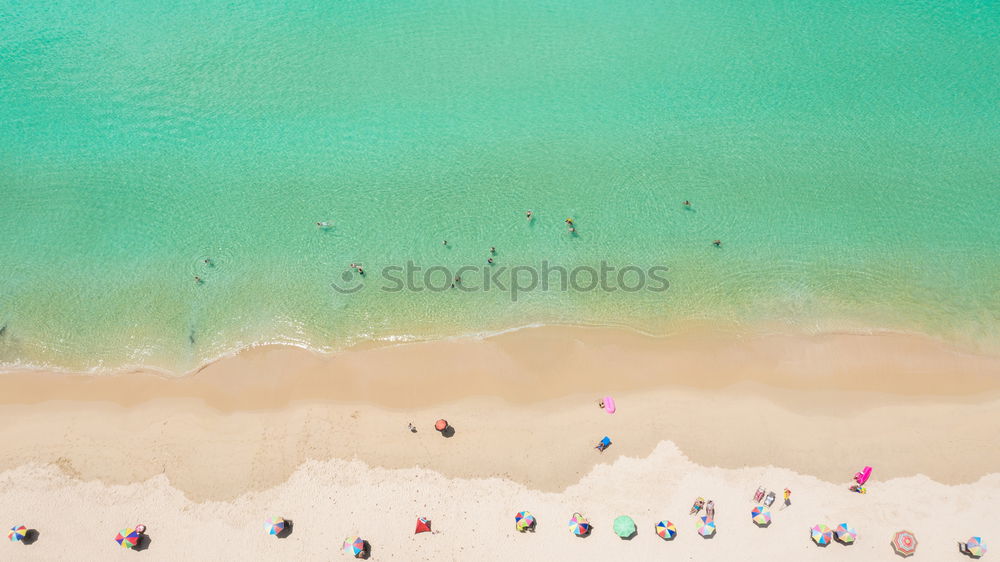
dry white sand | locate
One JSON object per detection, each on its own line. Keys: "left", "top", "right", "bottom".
{"left": 2, "top": 441, "right": 996, "bottom": 561}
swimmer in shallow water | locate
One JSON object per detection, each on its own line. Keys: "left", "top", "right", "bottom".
{"left": 194, "top": 276, "right": 202, "bottom": 284}
{"left": 526, "top": 210, "right": 533, "bottom": 220}
{"left": 713, "top": 240, "right": 722, "bottom": 247}
{"left": 316, "top": 221, "right": 331, "bottom": 228}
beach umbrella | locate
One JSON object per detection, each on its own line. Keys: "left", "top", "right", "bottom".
{"left": 415, "top": 517, "right": 432, "bottom": 534}
{"left": 891, "top": 530, "right": 917, "bottom": 557}
{"left": 115, "top": 528, "right": 140, "bottom": 549}
{"left": 697, "top": 516, "right": 716, "bottom": 537}
{"left": 8, "top": 526, "right": 27, "bottom": 543}
{"left": 515, "top": 511, "right": 535, "bottom": 532}
{"left": 613, "top": 516, "right": 636, "bottom": 539}
{"left": 434, "top": 419, "right": 448, "bottom": 431}
{"left": 835, "top": 523, "right": 858, "bottom": 545}
{"left": 568, "top": 513, "right": 590, "bottom": 536}
{"left": 264, "top": 517, "right": 285, "bottom": 536}
{"left": 655, "top": 520, "right": 677, "bottom": 540}
{"left": 751, "top": 506, "right": 771, "bottom": 527}
{"left": 811, "top": 524, "right": 832, "bottom": 546}
{"left": 966, "top": 536, "right": 987, "bottom": 558}
{"left": 343, "top": 536, "right": 365, "bottom": 558}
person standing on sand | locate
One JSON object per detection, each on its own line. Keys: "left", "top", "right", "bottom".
{"left": 781, "top": 488, "right": 792, "bottom": 509}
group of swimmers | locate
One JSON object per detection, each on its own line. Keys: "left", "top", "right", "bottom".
{"left": 193, "top": 258, "right": 214, "bottom": 284}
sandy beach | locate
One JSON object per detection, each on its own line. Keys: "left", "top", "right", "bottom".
{"left": 2, "top": 326, "right": 999, "bottom": 560}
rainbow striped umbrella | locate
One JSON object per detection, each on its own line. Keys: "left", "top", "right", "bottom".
{"left": 515, "top": 511, "right": 535, "bottom": 532}
{"left": 655, "top": 520, "right": 677, "bottom": 540}
{"left": 568, "top": 513, "right": 590, "bottom": 536}
{"left": 343, "top": 536, "right": 365, "bottom": 558}
{"left": 811, "top": 524, "right": 832, "bottom": 546}
{"left": 751, "top": 506, "right": 771, "bottom": 527}
{"left": 115, "top": 528, "right": 140, "bottom": 549}
{"left": 892, "top": 530, "right": 917, "bottom": 557}
{"left": 966, "top": 536, "right": 986, "bottom": 558}
{"left": 835, "top": 523, "right": 857, "bottom": 545}
{"left": 265, "top": 517, "right": 285, "bottom": 536}
{"left": 697, "top": 516, "right": 716, "bottom": 537}
{"left": 8, "top": 526, "right": 27, "bottom": 542}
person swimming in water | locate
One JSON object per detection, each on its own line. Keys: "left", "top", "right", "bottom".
{"left": 442, "top": 240, "right": 448, "bottom": 246}
{"left": 526, "top": 210, "right": 533, "bottom": 220}
{"left": 683, "top": 200, "right": 691, "bottom": 206}
{"left": 487, "top": 257, "right": 494, "bottom": 264}
{"left": 713, "top": 240, "right": 722, "bottom": 247}
{"left": 194, "top": 276, "right": 202, "bottom": 284}
{"left": 489, "top": 246, "right": 495, "bottom": 254}
{"left": 357, "top": 266, "right": 364, "bottom": 275}
{"left": 203, "top": 258, "right": 213, "bottom": 265}
{"left": 565, "top": 218, "right": 574, "bottom": 225}
{"left": 316, "top": 221, "right": 331, "bottom": 228}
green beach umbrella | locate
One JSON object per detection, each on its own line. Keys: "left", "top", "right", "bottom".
{"left": 613, "top": 516, "right": 636, "bottom": 539}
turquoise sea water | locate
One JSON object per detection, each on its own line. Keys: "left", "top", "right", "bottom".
{"left": 1, "top": 1, "right": 999, "bottom": 372}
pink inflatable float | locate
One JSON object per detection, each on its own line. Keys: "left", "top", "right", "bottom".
{"left": 603, "top": 396, "right": 616, "bottom": 414}
{"left": 854, "top": 466, "right": 872, "bottom": 485}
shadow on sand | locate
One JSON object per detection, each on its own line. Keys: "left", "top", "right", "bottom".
{"left": 276, "top": 520, "right": 294, "bottom": 539}
{"left": 21, "top": 529, "right": 39, "bottom": 546}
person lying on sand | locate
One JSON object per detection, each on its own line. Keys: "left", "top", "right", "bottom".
{"left": 690, "top": 497, "right": 705, "bottom": 514}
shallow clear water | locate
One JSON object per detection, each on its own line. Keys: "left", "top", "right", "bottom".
{"left": 1, "top": 1, "right": 999, "bottom": 372}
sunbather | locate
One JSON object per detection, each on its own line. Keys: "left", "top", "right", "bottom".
{"left": 690, "top": 497, "right": 705, "bottom": 515}
{"left": 595, "top": 436, "right": 612, "bottom": 452}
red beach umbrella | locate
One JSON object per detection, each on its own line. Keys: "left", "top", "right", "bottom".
{"left": 434, "top": 419, "right": 448, "bottom": 432}
{"left": 892, "top": 530, "right": 918, "bottom": 557}
{"left": 415, "top": 517, "right": 432, "bottom": 534}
